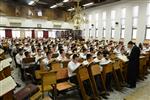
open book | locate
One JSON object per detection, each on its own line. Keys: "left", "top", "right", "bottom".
{"left": 0, "top": 58, "right": 12, "bottom": 71}
{"left": 117, "top": 55, "right": 129, "bottom": 62}
{"left": 0, "top": 49, "right": 4, "bottom": 54}
{"left": 0, "top": 76, "right": 16, "bottom": 96}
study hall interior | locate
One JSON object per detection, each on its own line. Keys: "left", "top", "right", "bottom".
{"left": 0, "top": 0, "right": 150, "bottom": 100}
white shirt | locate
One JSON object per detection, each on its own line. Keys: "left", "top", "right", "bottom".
{"left": 93, "top": 58, "right": 101, "bottom": 63}
{"left": 24, "top": 46, "right": 31, "bottom": 52}
{"left": 68, "top": 61, "right": 80, "bottom": 77}
{"left": 57, "top": 54, "right": 68, "bottom": 61}
{"left": 113, "top": 48, "right": 121, "bottom": 56}
{"left": 15, "top": 53, "right": 25, "bottom": 65}
{"left": 80, "top": 53, "right": 86, "bottom": 59}
{"left": 35, "top": 54, "right": 44, "bottom": 63}
{"left": 93, "top": 58, "right": 103, "bottom": 71}
{"left": 63, "top": 46, "right": 68, "bottom": 53}
{"left": 100, "top": 58, "right": 111, "bottom": 65}
{"left": 42, "top": 57, "right": 49, "bottom": 65}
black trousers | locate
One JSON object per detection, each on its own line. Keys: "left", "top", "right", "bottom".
{"left": 105, "top": 73, "right": 113, "bottom": 91}
{"left": 94, "top": 75, "right": 105, "bottom": 94}
{"left": 17, "top": 64, "right": 25, "bottom": 81}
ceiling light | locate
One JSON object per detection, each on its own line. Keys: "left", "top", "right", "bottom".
{"left": 28, "top": 1, "right": 35, "bottom": 5}
{"left": 83, "top": 2, "right": 94, "bottom": 7}
{"left": 63, "top": 0, "right": 69, "bottom": 2}
{"left": 68, "top": 8, "right": 75, "bottom": 11}
{"left": 50, "top": 5, "right": 58, "bottom": 8}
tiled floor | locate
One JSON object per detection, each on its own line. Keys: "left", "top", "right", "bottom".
{"left": 11, "top": 58, "right": 150, "bottom": 100}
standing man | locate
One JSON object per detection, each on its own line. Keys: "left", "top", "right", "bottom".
{"left": 127, "top": 41, "right": 140, "bottom": 88}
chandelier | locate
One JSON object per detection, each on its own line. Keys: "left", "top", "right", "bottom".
{"left": 68, "top": 0, "right": 88, "bottom": 29}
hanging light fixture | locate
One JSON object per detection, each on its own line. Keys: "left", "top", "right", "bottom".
{"left": 68, "top": 0, "right": 88, "bottom": 29}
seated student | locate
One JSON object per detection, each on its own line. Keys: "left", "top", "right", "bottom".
{"left": 68, "top": 54, "right": 80, "bottom": 84}
{"left": 101, "top": 51, "right": 111, "bottom": 65}
{"left": 93, "top": 52, "right": 109, "bottom": 99}
{"left": 31, "top": 45, "right": 37, "bottom": 57}
{"left": 43, "top": 47, "right": 49, "bottom": 58}
{"left": 101, "top": 52, "right": 113, "bottom": 92}
{"left": 57, "top": 49, "right": 68, "bottom": 61}
{"left": 79, "top": 47, "right": 87, "bottom": 59}
{"left": 51, "top": 44, "right": 58, "bottom": 54}
{"left": 90, "top": 47, "right": 96, "bottom": 58}
{"left": 35, "top": 49, "right": 44, "bottom": 64}
{"left": 143, "top": 43, "right": 150, "bottom": 52}
{"left": 24, "top": 51, "right": 32, "bottom": 58}
{"left": 42, "top": 51, "right": 55, "bottom": 70}
{"left": 113, "top": 45, "right": 121, "bottom": 56}
{"left": 82, "top": 54, "right": 93, "bottom": 65}
{"left": 94, "top": 51, "right": 103, "bottom": 70}
{"left": 70, "top": 48, "right": 78, "bottom": 59}
{"left": 82, "top": 54, "right": 94, "bottom": 96}
{"left": 24, "top": 43, "right": 31, "bottom": 52}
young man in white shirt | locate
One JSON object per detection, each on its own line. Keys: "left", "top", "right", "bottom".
{"left": 15, "top": 48, "right": 25, "bottom": 66}
{"left": 82, "top": 54, "right": 95, "bottom": 96}
{"left": 35, "top": 49, "right": 44, "bottom": 64}
{"left": 57, "top": 49, "right": 68, "bottom": 61}
{"left": 68, "top": 54, "right": 80, "bottom": 84}
{"left": 93, "top": 52, "right": 109, "bottom": 99}
{"left": 15, "top": 48, "right": 25, "bottom": 81}
{"left": 82, "top": 54, "right": 93, "bottom": 65}
{"left": 42, "top": 51, "right": 55, "bottom": 70}
{"left": 79, "top": 48, "right": 87, "bottom": 60}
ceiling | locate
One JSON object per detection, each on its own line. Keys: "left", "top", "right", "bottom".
{"left": 2, "top": 0, "right": 120, "bottom": 11}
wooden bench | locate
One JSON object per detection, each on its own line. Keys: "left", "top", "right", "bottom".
{"left": 74, "top": 65, "right": 100, "bottom": 100}
{"left": 88, "top": 62, "right": 107, "bottom": 96}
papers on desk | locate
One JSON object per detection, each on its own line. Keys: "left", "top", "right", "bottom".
{"left": 0, "top": 76, "right": 16, "bottom": 96}
{"left": 117, "top": 55, "right": 128, "bottom": 62}
{"left": 0, "top": 58, "right": 12, "bottom": 71}
{"left": 100, "top": 59, "right": 111, "bottom": 65}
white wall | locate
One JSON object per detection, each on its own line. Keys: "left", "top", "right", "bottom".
{"left": 82, "top": 0, "right": 149, "bottom": 44}
{"left": 0, "top": 16, "right": 74, "bottom": 38}
{"left": 0, "top": 16, "right": 73, "bottom": 29}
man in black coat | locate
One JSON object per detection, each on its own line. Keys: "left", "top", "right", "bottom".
{"left": 127, "top": 41, "right": 140, "bottom": 88}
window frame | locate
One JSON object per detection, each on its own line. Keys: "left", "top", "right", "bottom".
{"left": 145, "top": 25, "right": 150, "bottom": 40}
{"left": 111, "top": 27, "right": 115, "bottom": 39}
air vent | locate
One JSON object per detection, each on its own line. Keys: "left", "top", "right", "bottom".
{"left": 53, "top": 24, "right": 62, "bottom": 28}
{"left": 53, "top": 22, "right": 62, "bottom": 28}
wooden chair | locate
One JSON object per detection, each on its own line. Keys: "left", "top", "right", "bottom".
{"left": 50, "top": 61, "right": 62, "bottom": 71}
{"left": 139, "top": 56, "right": 146, "bottom": 80}
{"left": 112, "top": 60, "right": 124, "bottom": 90}
{"left": 102, "top": 62, "right": 122, "bottom": 90}
{"left": 40, "top": 71, "right": 57, "bottom": 99}
{"left": 102, "top": 63, "right": 113, "bottom": 82}
{"left": 119, "top": 61, "right": 128, "bottom": 82}
{"left": 144, "top": 53, "right": 150, "bottom": 75}
{"left": 88, "top": 62, "right": 107, "bottom": 96}
{"left": 74, "top": 65, "right": 99, "bottom": 100}
{"left": 56, "top": 68, "right": 76, "bottom": 93}
{"left": 35, "top": 62, "right": 47, "bottom": 80}
{"left": 22, "top": 58, "right": 35, "bottom": 64}
{"left": 22, "top": 57, "right": 35, "bottom": 81}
